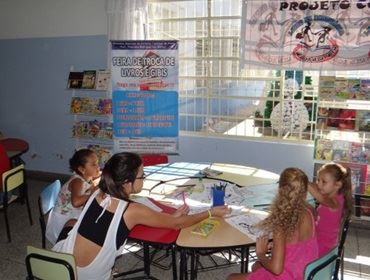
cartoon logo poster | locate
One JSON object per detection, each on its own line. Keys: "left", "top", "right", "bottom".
{"left": 241, "top": 0, "right": 370, "bottom": 70}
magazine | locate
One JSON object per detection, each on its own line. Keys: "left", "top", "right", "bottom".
{"left": 314, "top": 138, "right": 333, "bottom": 161}
{"left": 95, "top": 70, "right": 110, "bottom": 91}
{"left": 67, "top": 72, "right": 84, "bottom": 89}
{"left": 81, "top": 70, "right": 97, "bottom": 89}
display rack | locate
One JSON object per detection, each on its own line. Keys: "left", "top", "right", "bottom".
{"left": 313, "top": 75, "right": 370, "bottom": 219}
{"left": 67, "top": 67, "right": 113, "bottom": 166}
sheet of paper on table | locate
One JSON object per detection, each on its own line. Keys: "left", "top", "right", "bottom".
{"left": 225, "top": 211, "right": 268, "bottom": 241}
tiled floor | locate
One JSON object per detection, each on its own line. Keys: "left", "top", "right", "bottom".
{"left": 1, "top": 178, "right": 370, "bottom": 279}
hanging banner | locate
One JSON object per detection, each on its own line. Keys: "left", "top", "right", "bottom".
{"left": 241, "top": 0, "right": 370, "bottom": 70}
{"left": 111, "top": 40, "right": 179, "bottom": 154}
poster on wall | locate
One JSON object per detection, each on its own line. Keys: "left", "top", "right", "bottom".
{"left": 240, "top": 0, "right": 370, "bottom": 70}
{"left": 111, "top": 40, "right": 179, "bottom": 154}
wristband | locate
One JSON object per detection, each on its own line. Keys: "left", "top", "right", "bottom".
{"left": 207, "top": 209, "right": 212, "bottom": 219}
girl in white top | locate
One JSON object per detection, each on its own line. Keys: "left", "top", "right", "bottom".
{"left": 46, "top": 149, "right": 101, "bottom": 244}
{"left": 53, "top": 152, "right": 231, "bottom": 280}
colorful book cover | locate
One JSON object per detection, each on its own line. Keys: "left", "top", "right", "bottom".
{"left": 332, "top": 140, "right": 351, "bottom": 161}
{"left": 337, "top": 161, "right": 367, "bottom": 195}
{"left": 67, "top": 71, "right": 84, "bottom": 89}
{"left": 70, "top": 97, "right": 112, "bottom": 115}
{"left": 95, "top": 70, "right": 110, "bottom": 91}
{"left": 335, "top": 78, "right": 349, "bottom": 100}
{"left": 350, "top": 142, "right": 367, "bottom": 163}
{"left": 360, "top": 79, "right": 370, "bottom": 100}
{"left": 191, "top": 219, "right": 220, "bottom": 237}
{"left": 318, "top": 76, "right": 336, "bottom": 100}
{"left": 81, "top": 70, "right": 96, "bottom": 89}
{"left": 347, "top": 79, "right": 361, "bottom": 99}
{"left": 356, "top": 111, "right": 370, "bottom": 132}
{"left": 72, "top": 120, "right": 113, "bottom": 140}
{"left": 314, "top": 138, "right": 333, "bottom": 161}
{"left": 85, "top": 144, "right": 113, "bottom": 165}
{"left": 326, "top": 108, "right": 341, "bottom": 128}
{"left": 337, "top": 109, "right": 356, "bottom": 130}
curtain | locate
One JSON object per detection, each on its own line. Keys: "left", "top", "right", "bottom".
{"left": 106, "top": 0, "right": 148, "bottom": 40}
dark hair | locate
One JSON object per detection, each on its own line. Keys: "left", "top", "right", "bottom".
{"left": 319, "top": 163, "right": 353, "bottom": 216}
{"left": 69, "top": 149, "right": 95, "bottom": 175}
{"left": 98, "top": 152, "right": 142, "bottom": 200}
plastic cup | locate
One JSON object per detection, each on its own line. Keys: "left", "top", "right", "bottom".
{"left": 212, "top": 187, "right": 225, "bottom": 206}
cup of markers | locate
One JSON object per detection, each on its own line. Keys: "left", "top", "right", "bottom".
{"left": 212, "top": 183, "right": 227, "bottom": 206}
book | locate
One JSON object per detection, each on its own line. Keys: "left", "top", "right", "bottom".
{"left": 67, "top": 71, "right": 84, "bottom": 89}
{"left": 70, "top": 97, "right": 112, "bottom": 115}
{"left": 318, "top": 76, "right": 335, "bottom": 100}
{"left": 72, "top": 120, "right": 113, "bottom": 140}
{"left": 332, "top": 140, "right": 351, "bottom": 162}
{"left": 337, "top": 109, "right": 356, "bottom": 130}
{"left": 191, "top": 219, "right": 220, "bottom": 237}
{"left": 314, "top": 138, "right": 333, "bottom": 161}
{"left": 335, "top": 78, "right": 349, "bottom": 100}
{"left": 95, "top": 70, "right": 110, "bottom": 90}
{"left": 356, "top": 111, "right": 370, "bottom": 132}
{"left": 360, "top": 79, "right": 370, "bottom": 100}
{"left": 347, "top": 79, "right": 361, "bottom": 99}
{"left": 337, "top": 161, "right": 367, "bottom": 195}
{"left": 81, "top": 70, "right": 96, "bottom": 89}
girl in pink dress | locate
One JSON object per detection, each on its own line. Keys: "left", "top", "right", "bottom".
{"left": 309, "top": 163, "right": 353, "bottom": 257}
{"left": 228, "top": 168, "right": 318, "bottom": 280}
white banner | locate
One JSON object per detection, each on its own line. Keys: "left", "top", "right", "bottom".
{"left": 241, "top": 0, "right": 370, "bottom": 70}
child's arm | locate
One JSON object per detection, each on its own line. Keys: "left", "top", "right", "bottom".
{"left": 308, "top": 182, "right": 338, "bottom": 209}
{"left": 124, "top": 202, "right": 231, "bottom": 230}
{"left": 255, "top": 232, "right": 285, "bottom": 275}
{"left": 69, "top": 178, "right": 91, "bottom": 208}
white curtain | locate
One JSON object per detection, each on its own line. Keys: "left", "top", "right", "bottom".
{"left": 106, "top": 0, "right": 148, "bottom": 40}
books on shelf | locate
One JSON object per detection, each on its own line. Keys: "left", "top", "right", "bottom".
{"left": 319, "top": 76, "right": 370, "bottom": 101}
{"left": 72, "top": 120, "right": 113, "bottom": 140}
{"left": 67, "top": 72, "right": 84, "bottom": 89}
{"left": 81, "top": 70, "right": 97, "bottom": 89}
{"left": 70, "top": 97, "right": 112, "bottom": 115}
{"left": 95, "top": 70, "right": 110, "bottom": 90}
{"left": 316, "top": 108, "right": 357, "bottom": 131}
{"left": 356, "top": 111, "right": 370, "bottom": 132}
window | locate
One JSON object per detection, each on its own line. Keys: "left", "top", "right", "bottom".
{"left": 147, "top": 0, "right": 369, "bottom": 143}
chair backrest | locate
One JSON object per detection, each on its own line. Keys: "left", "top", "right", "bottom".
{"left": 333, "top": 214, "right": 351, "bottom": 278}
{"left": 141, "top": 154, "right": 169, "bottom": 166}
{"left": 38, "top": 180, "right": 61, "bottom": 248}
{"left": 2, "top": 164, "right": 25, "bottom": 193}
{"left": 26, "top": 245, "right": 77, "bottom": 280}
{"left": 304, "top": 246, "right": 339, "bottom": 280}
{"left": 39, "top": 180, "right": 62, "bottom": 216}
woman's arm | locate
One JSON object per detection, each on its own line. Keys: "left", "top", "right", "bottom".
{"left": 256, "top": 232, "right": 285, "bottom": 275}
{"left": 69, "top": 178, "right": 91, "bottom": 208}
{"left": 124, "top": 202, "right": 230, "bottom": 230}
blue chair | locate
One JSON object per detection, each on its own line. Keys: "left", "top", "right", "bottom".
{"left": 38, "top": 180, "right": 61, "bottom": 248}
{"left": 304, "top": 246, "right": 339, "bottom": 280}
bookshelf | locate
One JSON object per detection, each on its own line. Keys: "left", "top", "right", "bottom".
{"left": 67, "top": 68, "right": 113, "bottom": 166}
{"left": 313, "top": 76, "right": 370, "bottom": 219}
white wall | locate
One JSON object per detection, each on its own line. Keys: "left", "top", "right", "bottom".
{"left": 0, "top": 0, "right": 106, "bottom": 39}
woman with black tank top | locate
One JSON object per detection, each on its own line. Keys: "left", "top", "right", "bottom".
{"left": 53, "top": 152, "right": 231, "bottom": 280}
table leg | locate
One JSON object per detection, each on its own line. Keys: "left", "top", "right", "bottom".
{"left": 171, "top": 244, "right": 178, "bottom": 280}
{"left": 143, "top": 243, "right": 151, "bottom": 277}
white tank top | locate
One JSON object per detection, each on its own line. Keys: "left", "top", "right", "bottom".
{"left": 53, "top": 190, "right": 128, "bottom": 280}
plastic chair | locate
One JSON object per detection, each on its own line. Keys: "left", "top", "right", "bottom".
{"left": 333, "top": 214, "right": 351, "bottom": 280}
{"left": 26, "top": 245, "right": 77, "bottom": 280}
{"left": 0, "top": 164, "right": 33, "bottom": 242}
{"left": 141, "top": 154, "right": 168, "bottom": 166}
{"left": 38, "top": 180, "right": 62, "bottom": 248}
{"left": 304, "top": 246, "right": 339, "bottom": 280}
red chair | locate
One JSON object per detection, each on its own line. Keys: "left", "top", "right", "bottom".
{"left": 141, "top": 154, "right": 169, "bottom": 166}
{"left": 0, "top": 143, "right": 11, "bottom": 188}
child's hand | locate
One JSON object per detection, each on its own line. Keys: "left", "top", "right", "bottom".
{"left": 256, "top": 236, "right": 269, "bottom": 257}
{"left": 172, "top": 204, "right": 190, "bottom": 218}
{"left": 210, "top": 205, "right": 231, "bottom": 217}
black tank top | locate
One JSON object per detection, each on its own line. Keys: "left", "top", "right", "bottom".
{"left": 78, "top": 198, "right": 129, "bottom": 250}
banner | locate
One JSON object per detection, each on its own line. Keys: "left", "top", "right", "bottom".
{"left": 111, "top": 40, "right": 179, "bottom": 154}
{"left": 241, "top": 0, "right": 370, "bottom": 70}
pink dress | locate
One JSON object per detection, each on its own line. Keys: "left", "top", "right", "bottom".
{"left": 248, "top": 208, "right": 318, "bottom": 280}
{"left": 316, "top": 193, "right": 344, "bottom": 257}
